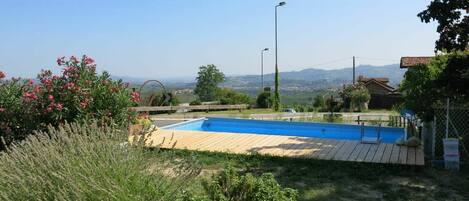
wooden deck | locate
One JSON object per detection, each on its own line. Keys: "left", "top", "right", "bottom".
{"left": 144, "top": 129, "right": 425, "bottom": 166}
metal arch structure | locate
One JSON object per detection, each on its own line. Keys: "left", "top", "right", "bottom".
{"left": 137, "top": 80, "right": 170, "bottom": 106}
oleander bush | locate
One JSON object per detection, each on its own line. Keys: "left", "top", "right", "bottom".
{"left": 0, "top": 55, "right": 139, "bottom": 148}
{"left": 0, "top": 122, "right": 201, "bottom": 201}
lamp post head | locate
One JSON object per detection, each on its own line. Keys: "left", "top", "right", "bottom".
{"left": 277, "top": 2, "right": 286, "bottom": 7}
{"left": 263, "top": 48, "right": 269, "bottom": 51}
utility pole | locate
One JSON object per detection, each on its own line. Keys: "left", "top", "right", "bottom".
{"left": 261, "top": 48, "right": 269, "bottom": 91}
{"left": 273, "top": 2, "right": 286, "bottom": 111}
{"left": 352, "top": 56, "right": 356, "bottom": 84}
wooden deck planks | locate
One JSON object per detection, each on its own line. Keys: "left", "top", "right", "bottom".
{"left": 389, "top": 145, "right": 401, "bottom": 164}
{"left": 380, "top": 144, "right": 394, "bottom": 163}
{"left": 148, "top": 129, "right": 424, "bottom": 166}
{"left": 256, "top": 136, "right": 293, "bottom": 156}
{"left": 398, "top": 145, "right": 408, "bottom": 165}
{"left": 364, "top": 144, "right": 379, "bottom": 162}
{"left": 415, "top": 148, "right": 425, "bottom": 166}
{"left": 315, "top": 139, "right": 340, "bottom": 159}
{"left": 371, "top": 143, "right": 387, "bottom": 163}
{"left": 232, "top": 135, "right": 274, "bottom": 153}
{"left": 407, "top": 147, "right": 416, "bottom": 165}
{"left": 355, "top": 144, "right": 372, "bottom": 162}
{"left": 324, "top": 140, "right": 347, "bottom": 160}
{"left": 286, "top": 138, "right": 317, "bottom": 157}
{"left": 300, "top": 138, "right": 325, "bottom": 157}
{"left": 334, "top": 140, "right": 359, "bottom": 161}
{"left": 347, "top": 143, "right": 366, "bottom": 161}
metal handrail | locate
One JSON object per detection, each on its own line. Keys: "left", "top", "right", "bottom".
{"left": 377, "top": 123, "right": 381, "bottom": 141}
{"left": 360, "top": 122, "right": 365, "bottom": 140}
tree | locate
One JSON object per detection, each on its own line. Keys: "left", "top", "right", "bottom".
{"left": 340, "top": 83, "right": 370, "bottom": 112}
{"left": 256, "top": 91, "right": 272, "bottom": 108}
{"left": 273, "top": 67, "right": 281, "bottom": 111}
{"left": 312, "top": 95, "right": 325, "bottom": 109}
{"left": 194, "top": 64, "right": 225, "bottom": 102}
{"left": 399, "top": 57, "right": 446, "bottom": 121}
{"left": 418, "top": 0, "right": 469, "bottom": 51}
{"left": 436, "top": 51, "right": 469, "bottom": 100}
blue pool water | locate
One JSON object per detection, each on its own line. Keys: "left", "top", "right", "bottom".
{"left": 163, "top": 118, "right": 404, "bottom": 143}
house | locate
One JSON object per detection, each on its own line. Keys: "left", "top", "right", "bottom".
{"left": 400, "top": 56, "right": 433, "bottom": 68}
{"left": 358, "top": 75, "right": 402, "bottom": 109}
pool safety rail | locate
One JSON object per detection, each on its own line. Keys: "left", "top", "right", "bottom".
{"left": 361, "top": 123, "right": 381, "bottom": 144}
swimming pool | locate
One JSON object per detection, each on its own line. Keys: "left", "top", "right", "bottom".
{"left": 162, "top": 117, "right": 404, "bottom": 143}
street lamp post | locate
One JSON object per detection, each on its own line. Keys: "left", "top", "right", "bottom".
{"left": 274, "top": 1, "right": 286, "bottom": 111}
{"left": 261, "top": 48, "right": 269, "bottom": 91}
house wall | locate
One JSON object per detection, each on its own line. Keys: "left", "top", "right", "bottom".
{"left": 368, "top": 94, "right": 402, "bottom": 109}
{"left": 365, "top": 82, "right": 391, "bottom": 95}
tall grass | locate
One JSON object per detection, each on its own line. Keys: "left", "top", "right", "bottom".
{"left": 0, "top": 123, "right": 200, "bottom": 201}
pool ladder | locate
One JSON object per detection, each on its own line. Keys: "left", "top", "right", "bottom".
{"left": 360, "top": 122, "right": 381, "bottom": 144}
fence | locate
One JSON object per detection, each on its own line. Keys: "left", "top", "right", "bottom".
{"left": 131, "top": 104, "right": 249, "bottom": 113}
{"left": 431, "top": 106, "right": 469, "bottom": 161}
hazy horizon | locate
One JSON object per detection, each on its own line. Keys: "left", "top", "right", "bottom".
{"left": 1, "top": 0, "right": 437, "bottom": 79}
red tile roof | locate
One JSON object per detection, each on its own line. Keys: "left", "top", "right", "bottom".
{"left": 358, "top": 76, "right": 389, "bottom": 83}
{"left": 400, "top": 57, "right": 433, "bottom": 68}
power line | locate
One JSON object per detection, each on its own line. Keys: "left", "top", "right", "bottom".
{"left": 305, "top": 57, "right": 352, "bottom": 68}
{"left": 355, "top": 56, "right": 397, "bottom": 62}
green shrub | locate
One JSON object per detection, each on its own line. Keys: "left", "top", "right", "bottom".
{"left": 322, "top": 114, "right": 343, "bottom": 123}
{"left": 312, "top": 95, "right": 325, "bottom": 110}
{"left": 149, "top": 92, "right": 180, "bottom": 106}
{"left": 190, "top": 99, "right": 202, "bottom": 105}
{"left": 0, "top": 122, "right": 200, "bottom": 201}
{"left": 340, "top": 83, "right": 370, "bottom": 112}
{"left": 256, "top": 91, "right": 272, "bottom": 108}
{"left": 202, "top": 166, "right": 298, "bottom": 201}
{"left": 217, "top": 88, "right": 251, "bottom": 105}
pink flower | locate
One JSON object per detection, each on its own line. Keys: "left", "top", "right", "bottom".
{"left": 27, "top": 79, "right": 34, "bottom": 86}
{"left": 45, "top": 107, "right": 53, "bottom": 114}
{"left": 84, "top": 57, "right": 94, "bottom": 65}
{"left": 40, "top": 69, "right": 52, "bottom": 78}
{"left": 33, "top": 86, "right": 41, "bottom": 93}
{"left": 80, "top": 101, "right": 88, "bottom": 109}
{"left": 55, "top": 103, "right": 63, "bottom": 110}
{"left": 0, "top": 71, "right": 5, "bottom": 79}
{"left": 23, "top": 92, "right": 38, "bottom": 101}
{"left": 41, "top": 79, "right": 52, "bottom": 86}
{"left": 0, "top": 108, "right": 6, "bottom": 113}
{"left": 48, "top": 95, "right": 54, "bottom": 102}
{"left": 131, "top": 91, "right": 141, "bottom": 103}
{"left": 63, "top": 82, "right": 75, "bottom": 90}
{"left": 70, "top": 56, "right": 78, "bottom": 63}
{"left": 57, "top": 56, "right": 65, "bottom": 66}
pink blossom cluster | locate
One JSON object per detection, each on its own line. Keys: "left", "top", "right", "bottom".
{"left": 131, "top": 91, "right": 141, "bottom": 103}
{"left": 44, "top": 102, "right": 63, "bottom": 114}
{"left": 23, "top": 92, "right": 38, "bottom": 101}
{"left": 0, "top": 71, "right": 5, "bottom": 79}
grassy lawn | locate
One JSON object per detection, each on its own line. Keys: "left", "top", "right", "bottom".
{"left": 148, "top": 150, "right": 469, "bottom": 201}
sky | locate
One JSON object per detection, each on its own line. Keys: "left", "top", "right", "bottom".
{"left": 0, "top": 0, "right": 438, "bottom": 80}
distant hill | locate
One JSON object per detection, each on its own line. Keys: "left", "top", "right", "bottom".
{"left": 222, "top": 64, "right": 405, "bottom": 90}
{"left": 117, "top": 64, "right": 406, "bottom": 91}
